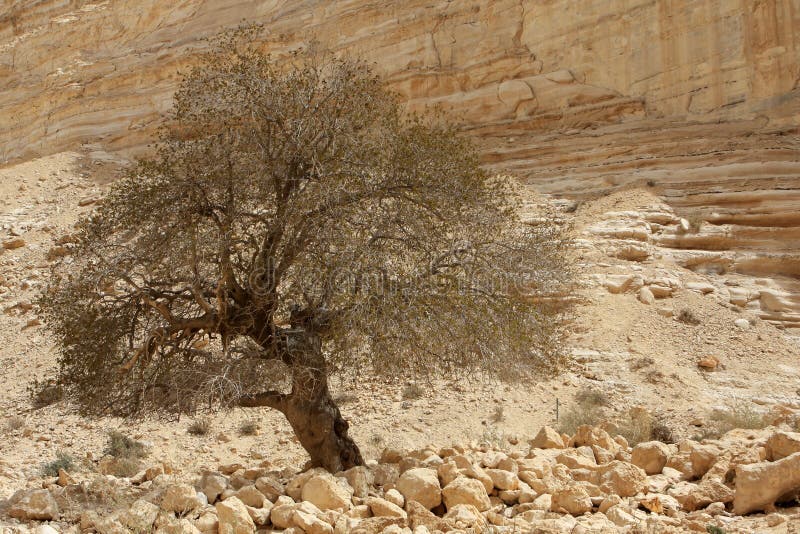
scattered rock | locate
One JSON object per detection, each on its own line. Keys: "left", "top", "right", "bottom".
{"left": 301, "top": 472, "right": 353, "bottom": 511}
{"left": 530, "top": 426, "right": 565, "bottom": 449}
{"left": 733, "top": 451, "right": 800, "bottom": 515}
{"left": 631, "top": 441, "right": 670, "bottom": 475}
{"left": 396, "top": 467, "right": 442, "bottom": 510}
{"left": 216, "top": 496, "right": 256, "bottom": 534}
{"left": 442, "top": 476, "right": 491, "bottom": 511}
{"left": 551, "top": 485, "right": 592, "bottom": 515}
{"left": 2, "top": 238, "right": 25, "bottom": 250}
{"left": 161, "top": 484, "right": 204, "bottom": 513}
{"left": 8, "top": 489, "right": 59, "bottom": 520}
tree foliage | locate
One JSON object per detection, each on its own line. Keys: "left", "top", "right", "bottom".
{"left": 41, "top": 31, "right": 573, "bottom": 461}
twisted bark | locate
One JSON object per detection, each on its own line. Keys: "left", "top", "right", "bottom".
{"left": 239, "top": 328, "right": 363, "bottom": 472}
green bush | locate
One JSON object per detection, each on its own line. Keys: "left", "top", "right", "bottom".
{"left": 42, "top": 451, "right": 75, "bottom": 477}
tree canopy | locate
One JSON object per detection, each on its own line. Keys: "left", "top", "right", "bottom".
{"left": 41, "top": 32, "right": 573, "bottom": 471}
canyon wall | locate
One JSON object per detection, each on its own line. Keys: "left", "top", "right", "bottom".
{"left": 1, "top": 0, "right": 799, "bottom": 327}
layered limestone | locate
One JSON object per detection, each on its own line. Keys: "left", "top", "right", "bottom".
{"left": 1, "top": 0, "right": 799, "bottom": 323}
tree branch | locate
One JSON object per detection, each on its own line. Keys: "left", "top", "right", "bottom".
{"left": 237, "top": 390, "right": 288, "bottom": 411}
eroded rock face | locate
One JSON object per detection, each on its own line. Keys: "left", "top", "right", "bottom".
{"left": 2, "top": 0, "right": 798, "bottom": 325}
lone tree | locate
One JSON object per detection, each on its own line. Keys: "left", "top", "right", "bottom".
{"left": 41, "top": 34, "right": 573, "bottom": 472}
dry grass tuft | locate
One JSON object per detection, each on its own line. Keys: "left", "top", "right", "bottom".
{"left": 401, "top": 383, "right": 425, "bottom": 400}
{"left": 188, "top": 417, "right": 212, "bottom": 436}
{"left": 677, "top": 308, "right": 701, "bottom": 325}
{"left": 239, "top": 419, "right": 259, "bottom": 436}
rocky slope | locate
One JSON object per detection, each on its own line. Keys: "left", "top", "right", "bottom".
{"left": 6, "top": 424, "right": 800, "bottom": 533}
{"left": 2, "top": 0, "right": 799, "bottom": 328}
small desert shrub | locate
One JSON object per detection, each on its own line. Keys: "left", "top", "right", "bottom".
{"left": 105, "top": 431, "right": 147, "bottom": 459}
{"left": 28, "top": 379, "right": 64, "bottom": 408}
{"left": 677, "top": 308, "right": 701, "bottom": 325}
{"left": 108, "top": 457, "right": 142, "bottom": 478}
{"left": 575, "top": 388, "right": 610, "bottom": 407}
{"left": 490, "top": 405, "right": 505, "bottom": 423}
{"left": 557, "top": 388, "right": 609, "bottom": 435}
{"left": 711, "top": 401, "right": 767, "bottom": 435}
{"left": 41, "top": 450, "right": 75, "bottom": 477}
{"left": 188, "top": 417, "right": 212, "bottom": 436}
{"left": 479, "top": 426, "right": 507, "bottom": 448}
{"left": 616, "top": 409, "right": 675, "bottom": 445}
{"left": 617, "top": 409, "right": 654, "bottom": 446}
{"left": 646, "top": 179, "right": 656, "bottom": 188}
{"left": 239, "top": 419, "right": 259, "bottom": 436}
{"left": 651, "top": 420, "right": 676, "bottom": 444}
{"left": 693, "top": 400, "right": 768, "bottom": 441}
{"left": 4, "top": 415, "right": 25, "bottom": 432}
{"left": 401, "top": 383, "right": 424, "bottom": 400}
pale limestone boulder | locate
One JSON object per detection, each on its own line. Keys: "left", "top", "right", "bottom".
{"left": 531, "top": 493, "right": 552, "bottom": 511}
{"left": 245, "top": 504, "right": 272, "bottom": 526}
{"left": 442, "top": 476, "right": 490, "bottom": 511}
{"left": 405, "top": 501, "right": 452, "bottom": 532}
{"left": 436, "top": 462, "right": 460, "bottom": 488}
{"left": 604, "top": 505, "right": 638, "bottom": 527}
{"left": 8, "top": 489, "right": 59, "bottom": 521}
{"left": 254, "top": 475, "right": 284, "bottom": 502}
{"left": 596, "top": 461, "right": 646, "bottom": 497}
{"left": 734, "top": 451, "right": 800, "bottom": 515}
{"left": 442, "top": 503, "right": 488, "bottom": 530}
{"left": 638, "top": 286, "right": 655, "bottom": 304}
{"left": 667, "top": 479, "right": 733, "bottom": 511}
{"left": 365, "top": 496, "right": 407, "bottom": 519}
{"left": 233, "top": 485, "right": 267, "bottom": 508}
{"left": 301, "top": 473, "right": 353, "bottom": 511}
{"left": 270, "top": 500, "right": 321, "bottom": 529}
{"left": 216, "top": 496, "right": 256, "bottom": 534}
{"left": 664, "top": 451, "right": 694, "bottom": 480}
{"left": 286, "top": 467, "right": 327, "bottom": 500}
{"left": 341, "top": 466, "right": 372, "bottom": 498}
{"left": 555, "top": 449, "right": 596, "bottom": 470}
{"left": 396, "top": 467, "right": 442, "bottom": 510}
{"left": 631, "top": 441, "right": 670, "bottom": 475}
{"left": 766, "top": 431, "right": 800, "bottom": 461}
{"left": 384, "top": 488, "right": 405, "bottom": 508}
{"left": 550, "top": 485, "right": 592, "bottom": 515}
{"left": 198, "top": 471, "right": 228, "bottom": 504}
{"left": 571, "top": 426, "right": 619, "bottom": 455}
{"left": 156, "top": 518, "right": 202, "bottom": 534}
{"left": 193, "top": 510, "right": 219, "bottom": 534}
{"left": 597, "top": 494, "right": 622, "bottom": 514}
{"left": 161, "top": 484, "right": 204, "bottom": 513}
{"left": 530, "top": 426, "right": 564, "bottom": 449}
{"left": 292, "top": 510, "right": 334, "bottom": 534}
{"left": 119, "top": 499, "right": 159, "bottom": 532}
{"left": 688, "top": 442, "right": 722, "bottom": 478}
{"left": 485, "top": 468, "right": 519, "bottom": 491}
{"left": 371, "top": 463, "right": 400, "bottom": 487}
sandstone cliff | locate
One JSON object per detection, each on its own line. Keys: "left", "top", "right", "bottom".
{"left": 1, "top": 0, "right": 799, "bottom": 328}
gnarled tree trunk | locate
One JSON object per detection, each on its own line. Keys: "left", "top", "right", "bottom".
{"left": 240, "top": 328, "right": 363, "bottom": 473}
